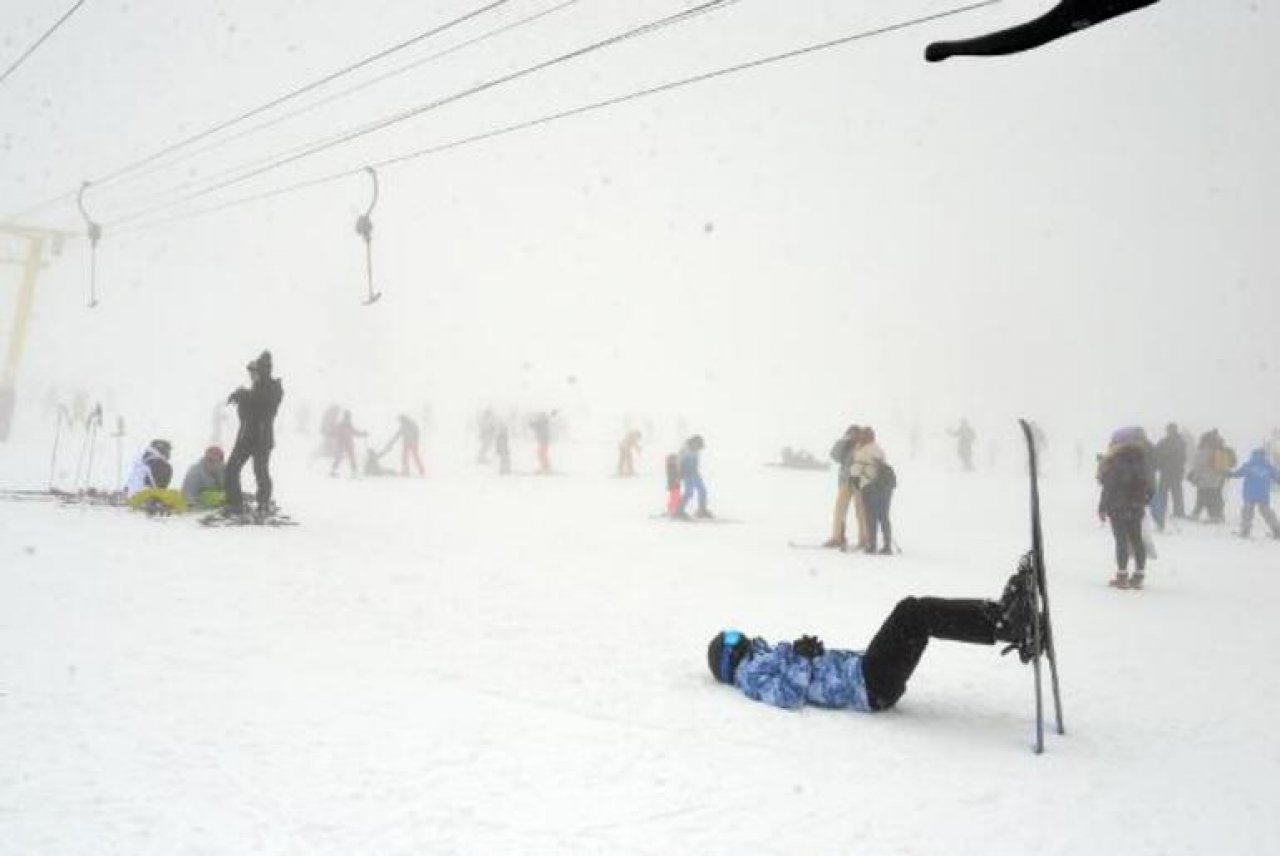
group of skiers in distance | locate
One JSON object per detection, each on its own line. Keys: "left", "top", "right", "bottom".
{"left": 1095, "top": 423, "right": 1280, "bottom": 590}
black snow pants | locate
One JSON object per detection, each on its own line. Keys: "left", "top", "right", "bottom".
{"left": 225, "top": 438, "right": 273, "bottom": 511}
{"left": 862, "top": 597, "right": 999, "bottom": 711}
{"left": 1109, "top": 511, "right": 1145, "bottom": 571}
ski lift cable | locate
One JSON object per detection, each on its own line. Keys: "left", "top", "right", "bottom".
{"left": 106, "top": 0, "right": 588, "bottom": 203}
{"left": 2, "top": 0, "right": 574, "bottom": 225}
{"left": 105, "top": 0, "right": 742, "bottom": 230}
{"left": 111, "top": 0, "right": 999, "bottom": 239}
{"left": 87, "top": 0, "right": 517, "bottom": 189}
{"left": 2, "top": 0, "right": 518, "bottom": 223}
{"left": 0, "top": 0, "right": 89, "bottom": 86}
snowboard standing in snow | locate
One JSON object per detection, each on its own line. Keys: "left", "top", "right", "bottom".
{"left": 1018, "top": 417, "right": 1066, "bottom": 754}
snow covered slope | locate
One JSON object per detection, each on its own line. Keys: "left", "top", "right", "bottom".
{"left": 2, "top": 438, "right": 1278, "bottom": 855}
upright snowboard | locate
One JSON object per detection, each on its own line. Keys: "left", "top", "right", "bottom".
{"left": 1018, "top": 418, "right": 1066, "bottom": 753}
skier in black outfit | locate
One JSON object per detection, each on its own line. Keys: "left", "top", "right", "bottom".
{"left": 223, "top": 350, "right": 284, "bottom": 517}
{"left": 1097, "top": 443, "right": 1155, "bottom": 589}
{"left": 926, "top": 0, "right": 1162, "bottom": 63}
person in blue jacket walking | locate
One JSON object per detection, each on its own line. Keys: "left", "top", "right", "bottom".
{"left": 674, "top": 435, "right": 712, "bottom": 519}
{"left": 1228, "top": 448, "right": 1280, "bottom": 539}
{"left": 708, "top": 558, "right": 1040, "bottom": 713}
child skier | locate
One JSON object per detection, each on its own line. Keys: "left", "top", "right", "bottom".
{"left": 1228, "top": 448, "right": 1280, "bottom": 539}
{"left": 708, "top": 557, "right": 1040, "bottom": 713}
{"left": 664, "top": 452, "right": 681, "bottom": 516}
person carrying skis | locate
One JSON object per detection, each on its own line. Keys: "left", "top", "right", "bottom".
{"left": 224, "top": 350, "right": 284, "bottom": 517}
{"left": 1097, "top": 434, "right": 1155, "bottom": 589}
{"left": 1227, "top": 448, "right": 1280, "bottom": 539}
{"left": 708, "top": 556, "right": 1041, "bottom": 713}
{"left": 674, "top": 435, "right": 711, "bottom": 519}
{"left": 181, "top": 445, "right": 226, "bottom": 509}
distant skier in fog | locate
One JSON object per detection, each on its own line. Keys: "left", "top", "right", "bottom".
{"left": 674, "top": 435, "right": 711, "bottom": 519}
{"left": 530, "top": 411, "right": 556, "bottom": 474}
{"left": 476, "top": 408, "right": 497, "bottom": 464}
{"left": 1227, "top": 448, "right": 1280, "bottom": 539}
{"left": 617, "top": 429, "right": 642, "bottom": 477}
{"left": 329, "top": 410, "right": 365, "bottom": 478}
{"left": 384, "top": 414, "right": 425, "bottom": 477}
{"left": 495, "top": 420, "right": 511, "bottom": 475}
{"left": 949, "top": 419, "right": 976, "bottom": 471}
{"left": 1153, "top": 423, "right": 1188, "bottom": 524}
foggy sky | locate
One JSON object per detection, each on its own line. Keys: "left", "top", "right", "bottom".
{"left": 2, "top": 0, "right": 1277, "bottom": 461}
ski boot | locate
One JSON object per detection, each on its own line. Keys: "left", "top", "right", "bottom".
{"left": 695, "top": 507, "right": 715, "bottom": 520}
{"left": 1128, "top": 572, "right": 1145, "bottom": 590}
{"left": 821, "top": 536, "right": 847, "bottom": 550}
{"left": 1108, "top": 570, "right": 1130, "bottom": 589}
{"left": 995, "top": 553, "right": 1042, "bottom": 663}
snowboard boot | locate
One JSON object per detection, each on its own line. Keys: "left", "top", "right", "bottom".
{"left": 1129, "top": 572, "right": 1145, "bottom": 590}
{"left": 995, "top": 553, "right": 1041, "bottom": 663}
{"left": 1109, "top": 570, "right": 1130, "bottom": 589}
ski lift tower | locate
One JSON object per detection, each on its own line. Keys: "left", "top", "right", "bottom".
{"left": 0, "top": 222, "right": 73, "bottom": 441}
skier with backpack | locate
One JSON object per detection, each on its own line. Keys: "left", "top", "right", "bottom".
{"left": 1097, "top": 432, "right": 1156, "bottom": 589}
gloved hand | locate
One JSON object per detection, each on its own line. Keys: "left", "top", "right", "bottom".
{"left": 792, "top": 635, "right": 825, "bottom": 659}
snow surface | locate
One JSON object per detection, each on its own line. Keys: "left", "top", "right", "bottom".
{"left": 3, "top": 434, "right": 1279, "bottom": 855}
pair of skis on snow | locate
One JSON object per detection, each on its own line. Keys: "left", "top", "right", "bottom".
{"left": 1018, "top": 418, "right": 1065, "bottom": 754}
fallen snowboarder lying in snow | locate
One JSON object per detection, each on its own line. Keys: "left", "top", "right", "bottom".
{"left": 708, "top": 559, "right": 1040, "bottom": 712}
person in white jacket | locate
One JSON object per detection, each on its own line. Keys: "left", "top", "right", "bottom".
{"left": 123, "top": 439, "right": 173, "bottom": 498}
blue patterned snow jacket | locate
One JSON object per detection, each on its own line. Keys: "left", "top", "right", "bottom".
{"left": 1230, "top": 448, "right": 1280, "bottom": 504}
{"left": 733, "top": 638, "right": 874, "bottom": 713}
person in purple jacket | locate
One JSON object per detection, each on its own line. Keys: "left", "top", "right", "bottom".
{"left": 708, "top": 557, "right": 1040, "bottom": 713}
